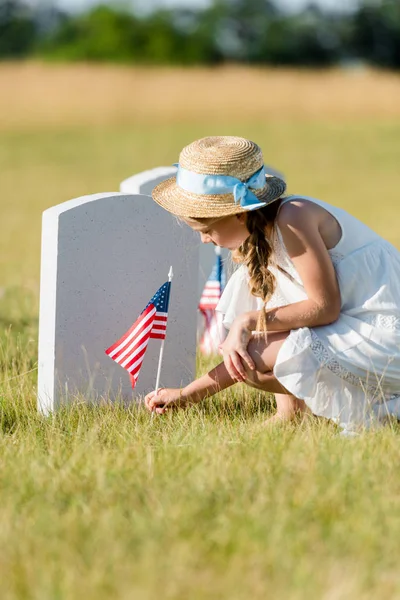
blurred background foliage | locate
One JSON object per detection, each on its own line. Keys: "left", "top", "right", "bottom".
{"left": 1, "top": 0, "right": 400, "bottom": 68}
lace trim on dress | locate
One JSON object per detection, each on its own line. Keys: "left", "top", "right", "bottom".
{"left": 362, "top": 313, "right": 400, "bottom": 332}
{"left": 309, "top": 329, "right": 391, "bottom": 399}
{"left": 328, "top": 251, "right": 345, "bottom": 267}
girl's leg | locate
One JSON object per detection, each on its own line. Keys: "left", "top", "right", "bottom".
{"left": 265, "top": 393, "right": 311, "bottom": 424}
{"left": 242, "top": 333, "right": 311, "bottom": 422}
{"left": 185, "top": 331, "right": 309, "bottom": 423}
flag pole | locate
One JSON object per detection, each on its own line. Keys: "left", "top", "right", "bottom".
{"left": 152, "top": 266, "right": 173, "bottom": 414}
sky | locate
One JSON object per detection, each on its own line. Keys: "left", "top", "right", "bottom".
{"left": 53, "top": 0, "right": 360, "bottom": 15}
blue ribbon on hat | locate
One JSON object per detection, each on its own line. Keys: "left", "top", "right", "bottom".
{"left": 173, "top": 163, "right": 267, "bottom": 211}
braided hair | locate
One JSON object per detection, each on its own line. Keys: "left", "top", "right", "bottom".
{"left": 185, "top": 198, "right": 283, "bottom": 330}
{"left": 232, "top": 199, "right": 283, "bottom": 330}
{"left": 234, "top": 200, "right": 282, "bottom": 299}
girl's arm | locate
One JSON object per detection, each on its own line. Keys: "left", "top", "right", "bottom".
{"left": 181, "top": 361, "right": 235, "bottom": 403}
{"left": 218, "top": 200, "right": 342, "bottom": 383}
{"left": 242, "top": 199, "right": 342, "bottom": 332}
{"left": 145, "top": 362, "right": 235, "bottom": 413}
{"left": 240, "top": 297, "right": 339, "bottom": 333}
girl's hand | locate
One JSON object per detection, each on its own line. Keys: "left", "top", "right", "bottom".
{"left": 144, "top": 388, "right": 190, "bottom": 414}
{"left": 218, "top": 315, "right": 255, "bottom": 383}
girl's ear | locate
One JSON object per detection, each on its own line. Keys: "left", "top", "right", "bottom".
{"left": 236, "top": 212, "right": 247, "bottom": 224}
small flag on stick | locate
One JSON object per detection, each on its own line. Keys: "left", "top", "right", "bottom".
{"left": 106, "top": 274, "right": 172, "bottom": 388}
{"left": 198, "top": 247, "right": 226, "bottom": 355}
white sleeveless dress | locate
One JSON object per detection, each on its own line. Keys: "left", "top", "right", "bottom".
{"left": 216, "top": 195, "right": 400, "bottom": 431}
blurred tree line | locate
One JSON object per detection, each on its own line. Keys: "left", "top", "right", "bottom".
{"left": 1, "top": 0, "right": 400, "bottom": 68}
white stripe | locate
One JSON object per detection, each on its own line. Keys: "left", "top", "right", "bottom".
{"left": 204, "top": 282, "right": 220, "bottom": 288}
{"left": 127, "top": 340, "right": 150, "bottom": 373}
{"left": 200, "top": 311, "right": 225, "bottom": 355}
{"left": 122, "top": 338, "right": 150, "bottom": 369}
{"left": 201, "top": 293, "right": 220, "bottom": 299}
{"left": 116, "top": 320, "right": 154, "bottom": 365}
{"left": 109, "top": 306, "right": 156, "bottom": 358}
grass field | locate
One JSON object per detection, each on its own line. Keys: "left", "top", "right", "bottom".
{"left": 1, "top": 62, "right": 400, "bottom": 599}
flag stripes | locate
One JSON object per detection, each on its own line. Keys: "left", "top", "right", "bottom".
{"left": 105, "top": 281, "right": 171, "bottom": 388}
{"left": 198, "top": 248, "right": 226, "bottom": 355}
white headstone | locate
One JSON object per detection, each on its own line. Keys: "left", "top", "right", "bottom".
{"left": 119, "top": 167, "right": 233, "bottom": 296}
{"left": 120, "top": 167, "right": 178, "bottom": 197}
{"left": 37, "top": 192, "right": 199, "bottom": 414}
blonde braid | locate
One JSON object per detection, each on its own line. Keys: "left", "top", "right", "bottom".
{"left": 233, "top": 199, "right": 283, "bottom": 331}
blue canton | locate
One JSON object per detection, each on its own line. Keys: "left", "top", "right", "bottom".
{"left": 144, "top": 281, "right": 171, "bottom": 313}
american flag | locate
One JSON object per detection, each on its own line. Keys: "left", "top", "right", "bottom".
{"left": 198, "top": 248, "right": 226, "bottom": 355}
{"left": 105, "top": 281, "right": 171, "bottom": 388}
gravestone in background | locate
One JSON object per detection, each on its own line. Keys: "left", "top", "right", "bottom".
{"left": 120, "top": 167, "right": 232, "bottom": 297}
{"left": 120, "top": 164, "right": 286, "bottom": 296}
{"left": 37, "top": 192, "right": 199, "bottom": 414}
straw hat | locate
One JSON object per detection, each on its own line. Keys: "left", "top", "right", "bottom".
{"left": 152, "top": 136, "right": 286, "bottom": 218}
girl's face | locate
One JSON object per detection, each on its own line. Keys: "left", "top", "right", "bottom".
{"left": 188, "top": 214, "right": 249, "bottom": 250}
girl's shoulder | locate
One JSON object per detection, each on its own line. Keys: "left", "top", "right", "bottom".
{"left": 276, "top": 196, "right": 330, "bottom": 235}
{"left": 275, "top": 195, "right": 344, "bottom": 256}
{"left": 275, "top": 194, "right": 384, "bottom": 257}
{"left": 277, "top": 195, "right": 333, "bottom": 225}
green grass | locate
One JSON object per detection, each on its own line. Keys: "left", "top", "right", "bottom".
{"left": 1, "top": 65, "right": 400, "bottom": 598}
{"left": 1, "top": 358, "right": 400, "bottom": 599}
{"left": 1, "top": 118, "right": 400, "bottom": 286}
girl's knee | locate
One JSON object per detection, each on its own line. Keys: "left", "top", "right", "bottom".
{"left": 246, "top": 331, "right": 290, "bottom": 375}
{"left": 243, "top": 366, "right": 283, "bottom": 392}
{"left": 247, "top": 337, "right": 274, "bottom": 373}
{"left": 243, "top": 365, "right": 265, "bottom": 387}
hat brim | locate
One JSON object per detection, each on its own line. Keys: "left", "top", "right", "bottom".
{"left": 152, "top": 175, "right": 287, "bottom": 218}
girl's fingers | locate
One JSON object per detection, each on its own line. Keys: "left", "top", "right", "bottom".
{"left": 230, "top": 351, "right": 247, "bottom": 381}
{"left": 223, "top": 354, "right": 237, "bottom": 381}
{"left": 145, "top": 388, "right": 167, "bottom": 410}
{"left": 238, "top": 350, "right": 255, "bottom": 371}
{"left": 224, "top": 353, "right": 244, "bottom": 383}
{"left": 155, "top": 404, "right": 173, "bottom": 414}
{"left": 149, "top": 387, "right": 165, "bottom": 396}
{"left": 151, "top": 394, "right": 168, "bottom": 407}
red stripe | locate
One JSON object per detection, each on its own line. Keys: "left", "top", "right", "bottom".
{"left": 111, "top": 312, "right": 155, "bottom": 362}
{"left": 105, "top": 304, "right": 154, "bottom": 355}
{"left": 128, "top": 358, "right": 145, "bottom": 379}
{"left": 199, "top": 302, "right": 218, "bottom": 310}
{"left": 122, "top": 336, "right": 151, "bottom": 370}
{"left": 150, "top": 333, "right": 166, "bottom": 340}
{"left": 125, "top": 343, "right": 148, "bottom": 373}
{"left": 118, "top": 337, "right": 150, "bottom": 370}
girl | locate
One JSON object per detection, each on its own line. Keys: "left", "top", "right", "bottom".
{"left": 145, "top": 136, "right": 400, "bottom": 432}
